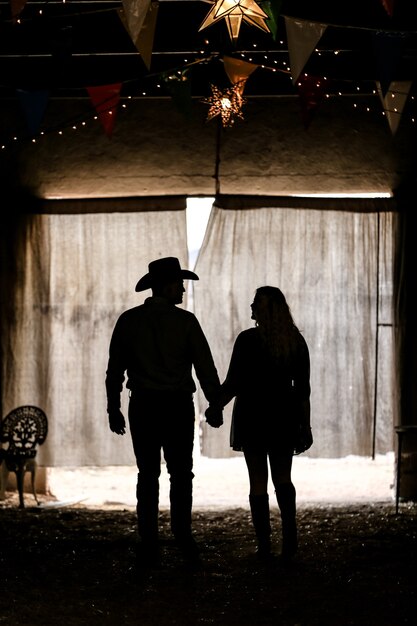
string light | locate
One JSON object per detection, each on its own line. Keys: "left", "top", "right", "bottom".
{"left": 0, "top": 46, "right": 415, "bottom": 151}
{"left": 1, "top": 83, "right": 414, "bottom": 152}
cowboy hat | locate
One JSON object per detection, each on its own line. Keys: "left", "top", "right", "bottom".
{"left": 135, "top": 257, "right": 199, "bottom": 292}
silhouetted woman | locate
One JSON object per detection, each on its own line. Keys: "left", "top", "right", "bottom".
{"left": 215, "top": 286, "right": 312, "bottom": 559}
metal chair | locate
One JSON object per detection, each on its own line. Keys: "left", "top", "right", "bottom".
{"left": 0, "top": 405, "right": 48, "bottom": 508}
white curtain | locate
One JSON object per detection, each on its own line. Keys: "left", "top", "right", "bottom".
{"left": 1, "top": 210, "right": 188, "bottom": 466}
{"left": 194, "top": 203, "right": 395, "bottom": 459}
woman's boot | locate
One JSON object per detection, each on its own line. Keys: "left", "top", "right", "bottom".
{"left": 249, "top": 494, "right": 272, "bottom": 558}
{"left": 275, "top": 482, "right": 298, "bottom": 559}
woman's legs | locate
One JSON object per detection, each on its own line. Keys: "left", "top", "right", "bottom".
{"left": 269, "top": 450, "right": 298, "bottom": 558}
{"left": 244, "top": 448, "right": 269, "bottom": 495}
{"left": 244, "top": 449, "right": 271, "bottom": 557}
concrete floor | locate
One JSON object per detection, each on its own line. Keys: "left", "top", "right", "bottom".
{"left": 46, "top": 452, "right": 396, "bottom": 510}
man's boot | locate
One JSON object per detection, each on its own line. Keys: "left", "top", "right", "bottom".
{"left": 170, "top": 478, "right": 200, "bottom": 564}
{"left": 249, "top": 493, "right": 272, "bottom": 559}
{"left": 275, "top": 482, "right": 298, "bottom": 559}
{"left": 136, "top": 474, "right": 160, "bottom": 566}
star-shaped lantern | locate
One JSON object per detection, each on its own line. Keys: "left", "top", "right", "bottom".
{"left": 203, "top": 83, "right": 246, "bottom": 127}
{"left": 199, "top": 0, "right": 271, "bottom": 42}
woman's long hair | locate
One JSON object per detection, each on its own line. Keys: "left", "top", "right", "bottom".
{"left": 254, "top": 286, "right": 300, "bottom": 360}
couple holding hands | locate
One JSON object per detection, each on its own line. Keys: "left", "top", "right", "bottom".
{"left": 106, "top": 257, "right": 313, "bottom": 566}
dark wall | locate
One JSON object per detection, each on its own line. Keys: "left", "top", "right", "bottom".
{"left": 0, "top": 96, "right": 415, "bottom": 201}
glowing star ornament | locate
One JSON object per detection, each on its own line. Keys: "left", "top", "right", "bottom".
{"left": 203, "top": 83, "right": 246, "bottom": 127}
{"left": 199, "top": 0, "right": 271, "bottom": 42}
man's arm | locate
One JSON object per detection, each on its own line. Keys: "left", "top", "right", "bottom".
{"left": 105, "top": 317, "right": 127, "bottom": 435}
{"left": 189, "top": 317, "right": 221, "bottom": 403}
{"left": 189, "top": 317, "right": 223, "bottom": 427}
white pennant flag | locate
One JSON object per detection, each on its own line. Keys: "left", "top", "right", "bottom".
{"left": 285, "top": 16, "right": 327, "bottom": 84}
{"left": 376, "top": 80, "right": 412, "bottom": 135}
{"left": 122, "top": 0, "right": 151, "bottom": 41}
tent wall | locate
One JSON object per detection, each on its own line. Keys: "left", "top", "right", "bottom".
{"left": 194, "top": 199, "right": 396, "bottom": 458}
{"left": 0, "top": 204, "right": 189, "bottom": 466}
{"left": 0, "top": 93, "right": 416, "bottom": 469}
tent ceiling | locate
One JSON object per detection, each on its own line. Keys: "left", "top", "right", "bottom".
{"left": 1, "top": 0, "right": 416, "bottom": 94}
{"left": 0, "top": 0, "right": 416, "bottom": 200}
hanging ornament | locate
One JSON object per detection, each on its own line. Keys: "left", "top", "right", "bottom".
{"left": 199, "top": 0, "right": 271, "bottom": 42}
{"left": 202, "top": 83, "right": 246, "bottom": 127}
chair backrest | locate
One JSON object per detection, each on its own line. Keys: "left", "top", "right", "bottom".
{"left": 0, "top": 406, "right": 48, "bottom": 460}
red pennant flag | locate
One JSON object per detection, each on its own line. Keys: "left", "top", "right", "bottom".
{"left": 297, "top": 74, "right": 327, "bottom": 129}
{"left": 86, "top": 83, "right": 122, "bottom": 137}
{"left": 10, "top": 0, "right": 27, "bottom": 19}
{"left": 381, "top": 0, "right": 395, "bottom": 17}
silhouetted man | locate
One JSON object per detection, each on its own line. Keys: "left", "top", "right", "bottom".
{"left": 106, "top": 256, "right": 222, "bottom": 565}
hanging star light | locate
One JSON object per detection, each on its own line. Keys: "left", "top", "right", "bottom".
{"left": 199, "top": 0, "right": 271, "bottom": 42}
{"left": 203, "top": 83, "right": 246, "bottom": 127}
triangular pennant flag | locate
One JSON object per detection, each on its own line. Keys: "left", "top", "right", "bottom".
{"left": 285, "top": 16, "right": 327, "bottom": 85}
{"left": 376, "top": 80, "right": 412, "bottom": 135}
{"left": 380, "top": 0, "right": 395, "bottom": 17}
{"left": 223, "top": 56, "right": 258, "bottom": 90}
{"left": 161, "top": 69, "right": 193, "bottom": 119}
{"left": 16, "top": 88, "right": 49, "bottom": 137}
{"left": 86, "top": 83, "right": 122, "bottom": 138}
{"left": 372, "top": 31, "right": 409, "bottom": 96}
{"left": 134, "top": 1, "right": 158, "bottom": 70}
{"left": 10, "top": 0, "right": 27, "bottom": 19}
{"left": 118, "top": 1, "right": 158, "bottom": 70}
{"left": 121, "top": 0, "right": 151, "bottom": 42}
{"left": 262, "top": 0, "right": 283, "bottom": 41}
{"left": 297, "top": 74, "right": 326, "bottom": 129}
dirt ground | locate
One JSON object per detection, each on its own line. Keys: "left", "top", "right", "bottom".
{"left": 0, "top": 466, "right": 416, "bottom": 626}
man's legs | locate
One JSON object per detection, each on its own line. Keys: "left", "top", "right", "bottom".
{"left": 129, "top": 394, "right": 162, "bottom": 559}
{"left": 162, "top": 394, "right": 197, "bottom": 557}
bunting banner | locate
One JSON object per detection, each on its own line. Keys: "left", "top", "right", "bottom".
{"left": 380, "top": 0, "right": 395, "bottom": 17}
{"left": 86, "top": 83, "right": 122, "bottom": 137}
{"left": 16, "top": 88, "right": 50, "bottom": 137}
{"left": 297, "top": 74, "right": 327, "bottom": 129}
{"left": 121, "top": 0, "right": 151, "bottom": 42}
{"left": 285, "top": 16, "right": 327, "bottom": 85}
{"left": 118, "top": 1, "right": 158, "bottom": 70}
{"left": 372, "top": 31, "right": 409, "bottom": 96}
{"left": 261, "top": 0, "right": 283, "bottom": 41}
{"left": 223, "top": 55, "right": 258, "bottom": 92}
{"left": 10, "top": 0, "right": 27, "bottom": 19}
{"left": 376, "top": 80, "right": 412, "bottom": 135}
{"left": 161, "top": 69, "right": 194, "bottom": 118}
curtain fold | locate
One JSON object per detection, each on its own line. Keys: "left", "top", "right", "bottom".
{"left": 0, "top": 198, "right": 398, "bottom": 464}
{"left": 393, "top": 205, "right": 417, "bottom": 427}
{"left": 194, "top": 202, "right": 395, "bottom": 459}
{"left": 1, "top": 209, "right": 188, "bottom": 466}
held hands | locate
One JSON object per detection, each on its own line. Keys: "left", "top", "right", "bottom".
{"left": 205, "top": 405, "right": 224, "bottom": 428}
{"left": 108, "top": 408, "right": 126, "bottom": 435}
